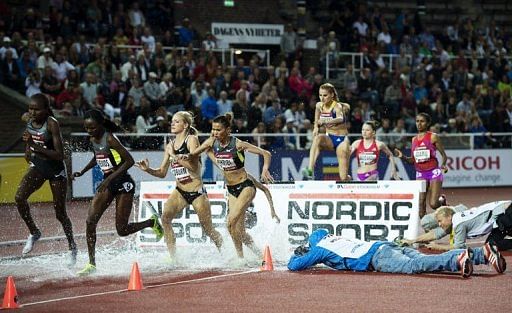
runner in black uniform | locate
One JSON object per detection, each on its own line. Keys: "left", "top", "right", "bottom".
{"left": 136, "top": 111, "right": 223, "bottom": 261}
{"left": 73, "top": 109, "right": 163, "bottom": 276}
{"left": 16, "top": 93, "right": 77, "bottom": 266}
{"left": 184, "top": 113, "right": 274, "bottom": 259}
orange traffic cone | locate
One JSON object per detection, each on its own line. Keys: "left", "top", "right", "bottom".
{"left": 2, "top": 276, "right": 19, "bottom": 309}
{"left": 260, "top": 245, "right": 274, "bottom": 271}
{"left": 127, "top": 262, "right": 144, "bottom": 291}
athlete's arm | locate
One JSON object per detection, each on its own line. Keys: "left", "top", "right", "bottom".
{"left": 237, "top": 139, "right": 273, "bottom": 183}
{"left": 432, "top": 133, "right": 448, "bottom": 172}
{"left": 26, "top": 117, "right": 65, "bottom": 161}
{"left": 313, "top": 102, "right": 321, "bottom": 135}
{"left": 247, "top": 173, "right": 280, "bottom": 223}
{"left": 103, "top": 133, "right": 134, "bottom": 181}
{"left": 136, "top": 142, "right": 172, "bottom": 178}
{"left": 378, "top": 140, "right": 400, "bottom": 179}
{"left": 73, "top": 151, "right": 96, "bottom": 178}
{"left": 188, "top": 136, "right": 214, "bottom": 157}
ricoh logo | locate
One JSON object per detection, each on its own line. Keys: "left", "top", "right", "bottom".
{"left": 287, "top": 200, "right": 412, "bottom": 244}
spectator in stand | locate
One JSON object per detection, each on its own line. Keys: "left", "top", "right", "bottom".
{"left": 121, "top": 55, "right": 137, "bottom": 82}
{"left": 40, "top": 65, "right": 61, "bottom": 99}
{"left": 217, "top": 90, "right": 233, "bottom": 116}
{"left": 141, "top": 27, "right": 156, "bottom": 52}
{"left": 191, "top": 80, "right": 208, "bottom": 109}
{"left": 389, "top": 118, "right": 407, "bottom": 150}
{"left": 247, "top": 93, "right": 266, "bottom": 131}
{"left": 128, "top": 77, "right": 144, "bottom": 110}
{"left": 178, "top": 18, "right": 195, "bottom": 47}
{"left": 342, "top": 63, "right": 358, "bottom": 94}
{"left": 25, "top": 70, "right": 41, "bottom": 97}
{"left": 288, "top": 67, "right": 312, "bottom": 100}
{"left": 37, "top": 47, "right": 55, "bottom": 71}
{"left": 0, "top": 36, "right": 19, "bottom": 60}
{"left": 268, "top": 117, "right": 285, "bottom": 151}
{"left": 52, "top": 52, "right": 75, "bottom": 82}
{"left": 136, "top": 54, "right": 149, "bottom": 83}
{"left": 383, "top": 79, "right": 402, "bottom": 119}
{"left": 375, "top": 117, "right": 393, "bottom": 147}
{"left": 128, "top": 2, "right": 145, "bottom": 29}
{"left": 201, "top": 88, "right": 218, "bottom": 129}
{"left": 264, "top": 99, "right": 282, "bottom": 126}
{"left": 252, "top": 122, "right": 268, "bottom": 148}
{"left": 80, "top": 72, "right": 99, "bottom": 108}
{"left": 17, "top": 50, "right": 35, "bottom": 82}
{"left": 1, "top": 49, "right": 21, "bottom": 91}
{"left": 283, "top": 117, "right": 298, "bottom": 150}
{"left": 202, "top": 32, "right": 217, "bottom": 51}
{"left": 468, "top": 115, "right": 491, "bottom": 149}
{"left": 280, "top": 24, "right": 298, "bottom": 66}
{"left": 143, "top": 72, "right": 162, "bottom": 109}
{"left": 353, "top": 15, "right": 368, "bottom": 37}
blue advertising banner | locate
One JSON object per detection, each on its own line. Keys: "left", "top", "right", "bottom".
{"left": 269, "top": 150, "right": 416, "bottom": 182}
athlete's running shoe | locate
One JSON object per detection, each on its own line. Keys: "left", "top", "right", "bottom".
{"left": 301, "top": 167, "right": 313, "bottom": 180}
{"left": 67, "top": 248, "right": 78, "bottom": 268}
{"left": 77, "top": 263, "right": 96, "bottom": 276}
{"left": 151, "top": 214, "right": 164, "bottom": 241}
{"left": 483, "top": 242, "right": 506, "bottom": 273}
{"left": 22, "top": 231, "right": 41, "bottom": 255}
{"left": 438, "top": 194, "right": 448, "bottom": 206}
{"left": 457, "top": 248, "right": 473, "bottom": 278}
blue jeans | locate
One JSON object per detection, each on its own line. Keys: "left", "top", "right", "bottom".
{"left": 371, "top": 243, "right": 487, "bottom": 274}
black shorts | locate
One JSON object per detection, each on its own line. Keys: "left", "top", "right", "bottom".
{"left": 176, "top": 186, "right": 207, "bottom": 205}
{"left": 106, "top": 173, "right": 135, "bottom": 195}
{"left": 227, "top": 179, "right": 255, "bottom": 198}
{"left": 30, "top": 158, "right": 66, "bottom": 181}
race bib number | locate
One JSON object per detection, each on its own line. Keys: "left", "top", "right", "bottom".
{"left": 413, "top": 148, "right": 430, "bottom": 163}
{"left": 31, "top": 133, "right": 47, "bottom": 148}
{"left": 170, "top": 163, "right": 192, "bottom": 183}
{"left": 216, "top": 157, "right": 237, "bottom": 171}
{"left": 359, "top": 152, "right": 376, "bottom": 165}
{"left": 96, "top": 153, "right": 114, "bottom": 172}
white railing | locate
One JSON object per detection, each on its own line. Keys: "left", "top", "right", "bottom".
{"left": 70, "top": 132, "right": 512, "bottom": 151}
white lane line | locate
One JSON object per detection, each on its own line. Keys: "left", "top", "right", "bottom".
{"left": 0, "top": 231, "right": 116, "bottom": 247}
{"left": 146, "top": 269, "right": 260, "bottom": 288}
{"left": 21, "top": 269, "right": 260, "bottom": 308}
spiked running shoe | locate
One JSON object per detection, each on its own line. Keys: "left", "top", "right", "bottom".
{"left": 22, "top": 232, "right": 41, "bottom": 255}
{"left": 301, "top": 167, "right": 313, "bottom": 180}
{"left": 457, "top": 248, "right": 473, "bottom": 278}
{"left": 151, "top": 214, "right": 164, "bottom": 241}
{"left": 77, "top": 263, "right": 96, "bottom": 276}
{"left": 438, "top": 194, "right": 447, "bottom": 206}
{"left": 483, "top": 242, "right": 506, "bottom": 273}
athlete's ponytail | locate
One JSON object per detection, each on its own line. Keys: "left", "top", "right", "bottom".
{"left": 213, "top": 113, "right": 233, "bottom": 129}
{"left": 84, "top": 109, "right": 123, "bottom": 133}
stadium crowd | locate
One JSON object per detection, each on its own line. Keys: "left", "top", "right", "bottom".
{"left": 0, "top": 0, "right": 511, "bottom": 151}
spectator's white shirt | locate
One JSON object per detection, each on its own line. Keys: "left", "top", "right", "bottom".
{"left": 141, "top": 35, "right": 156, "bottom": 52}
{"left": 120, "top": 61, "right": 137, "bottom": 81}
{"left": 37, "top": 55, "right": 55, "bottom": 70}
{"left": 129, "top": 10, "right": 145, "bottom": 28}
{"left": 52, "top": 61, "right": 75, "bottom": 81}
{"left": 25, "top": 77, "right": 41, "bottom": 97}
{"left": 143, "top": 80, "right": 161, "bottom": 101}
{"left": 353, "top": 21, "right": 368, "bottom": 36}
{"left": 0, "top": 47, "right": 18, "bottom": 60}
{"left": 159, "top": 80, "right": 174, "bottom": 96}
{"left": 202, "top": 40, "right": 217, "bottom": 51}
{"left": 135, "top": 115, "right": 156, "bottom": 134}
{"left": 377, "top": 32, "right": 391, "bottom": 45}
{"left": 80, "top": 82, "right": 98, "bottom": 106}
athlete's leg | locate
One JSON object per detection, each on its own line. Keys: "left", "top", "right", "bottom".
{"left": 227, "top": 187, "right": 257, "bottom": 258}
{"left": 427, "top": 180, "right": 444, "bottom": 210}
{"left": 418, "top": 180, "right": 429, "bottom": 218}
{"left": 192, "top": 194, "right": 223, "bottom": 250}
{"left": 161, "top": 190, "right": 188, "bottom": 257}
{"left": 335, "top": 137, "right": 351, "bottom": 181}
{"left": 49, "top": 178, "right": 76, "bottom": 251}
{"left": 114, "top": 193, "right": 153, "bottom": 236}
{"left": 85, "top": 190, "right": 114, "bottom": 266}
{"left": 305, "top": 135, "right": 332, "bottom": 176}
{"left": 15, "top": 167, "right": 46, "bottom": 235}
